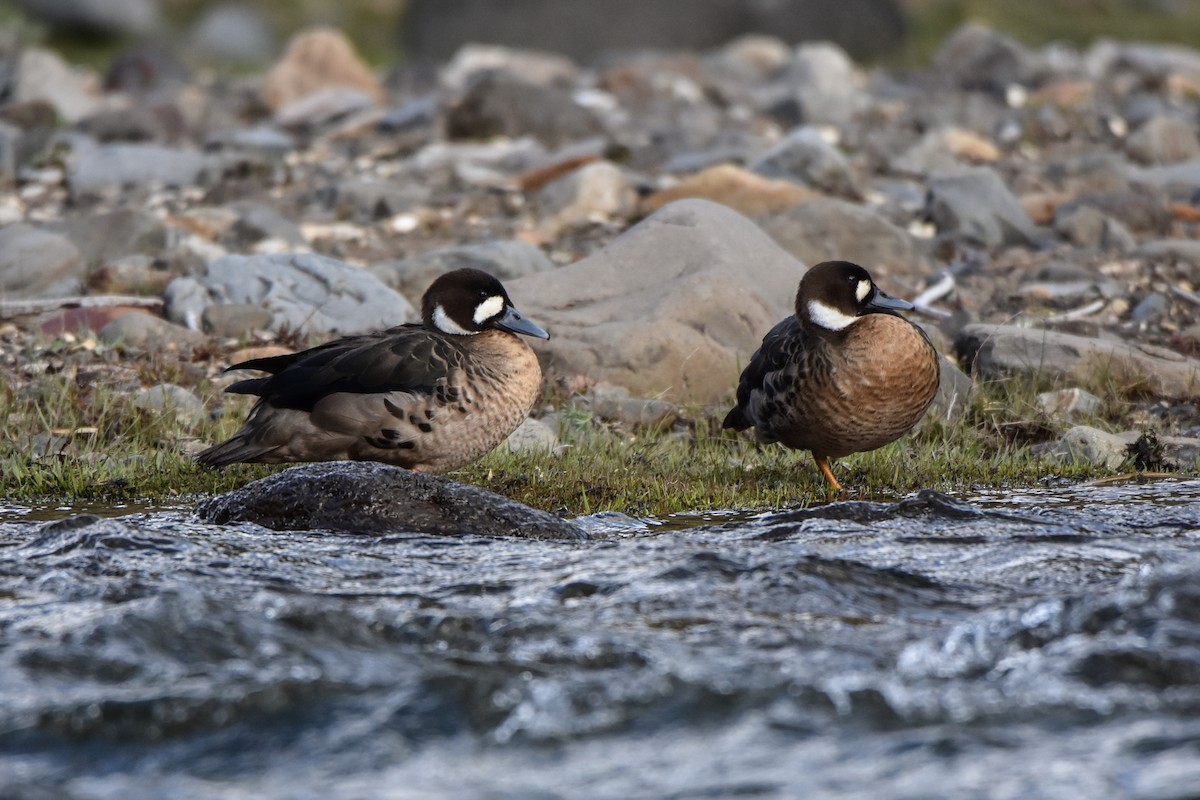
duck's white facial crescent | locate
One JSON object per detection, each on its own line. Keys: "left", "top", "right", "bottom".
{"left": 473, "top": 295, "right": 505, "bottom": 325}
{"left": 807, "top": 300, "right": 859, "bottom": 331}
{"left": 433, "top": 304, "right": 475, "bottom": 336}
{"left": 856, "top": 279, "right": 871, "bottom": 302}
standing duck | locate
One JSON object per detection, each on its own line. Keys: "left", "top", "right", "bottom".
{"left": 197, "top": 268, "right": 549, "bottom": 473}
{"left": 723, "top": 260, "right": 940, "bottom": 491}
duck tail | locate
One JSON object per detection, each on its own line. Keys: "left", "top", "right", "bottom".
{"left": 195, "top": 434, "right": 277, "bottom": 469}
{"left": 722, "top": 405, "right": 750, "bottom": 431}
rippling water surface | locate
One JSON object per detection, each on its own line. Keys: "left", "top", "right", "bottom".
{"left": 2, "top": 480, "right": 1199, "bottom": 799}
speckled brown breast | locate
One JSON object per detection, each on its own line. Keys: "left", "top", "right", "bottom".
{"left": 760, "top": 314, "right": 939, "bottom": 458}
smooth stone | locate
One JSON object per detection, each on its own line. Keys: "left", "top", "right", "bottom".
{"left": 50, "top": 210, "right": 169, "bottom": 266}
{"left": 1129, "top": 292, "right": 1168, "bottom": 324}
{"left": 759, "top": 198, "right": 930, "bottom": 282}
{"left": 260, "top": 27, "right": 384, "bottom": 113}
{"left": 640, "top": 164, "right": 818, "bottom": 217}
{"left": 330, "top": 177, "right": 431, "bottom": 222}
{"left": 589, "top": 384, "right": 682, "bottom": 429}
{"left": 273, "top": 87, "right": 379, "bottom": 130}
{"left": 930, "top": 355, "right": 975, "bottom": 425}
{"left": 500, "top": 417, "right": 559, "bottom": 455}
{"left": 749, "top": 126, "right": 860, "bottom": 198}
{"left": 506, "top": 199, "right": 804, "bottom": 404}
{"left": 201, "top": 304, "right": 275, "bottom": 337}
{"left": 0, "top": 224, "right": 84, "bottom": 299}
{"left": 12, "top": 48, "right": 103, "bottom": 124}
{"left": 1057, "top": 190, "right": 1171, "bottom": 236}
{"left": 932, "top": 23, "right": 1034, "bottom": 90}
{"left": 926, "top": 167, "right": 1041, "bottom": 248}
{"left": 69, "top": 142, "right": 216, "bottom": 195}
{"left": 1039, "top": 425, "right": 1131, "bottom": 470}
{"left": 444, "top": 71, "right": 604, "bottom": 148}
{"left": 1053, "top": 205, "right": 1137, "bottom": 252}
{"left": 535, "top": 161, "right": 638, "bottom": 234}
{"left": 224, "top": 201, "right": 307, "bottom": 248}
{"left": 99, "top": 312, "right": 206, "bottom": 351}
{"left": 773, "top": 42, "right": 871, "bottom": 128}
{"left": 1134, "top": 239, "right": 1200, "bottom": 264}
{"left": 956, "top": 324, "right": 1200, "bottom": 403}
{"left": 891, "top": 127, "right": 1002, "bottom": 177}
{"left": 1125, "top": 115, "right": 1200, "bottom": 165}
{"left": 133, "top": 384, "right": 205, "bottom": 424}
{"left": 1133, "top": 159, "right": 1200, "bottom": 197}
{"left": 1036, "top": 388, "right": 1103, "bottom": 419}
{"left": 205, "top": 126, "right": 296, "bottom": 162}
{"left": 88, "top": 255, "right": 174, "bottom": 295}
{"left": 196, "top": 462, "right": 587, "bottom": 539}
{"left": 370, "top": 240, "right": 556, "bottom": 300}
{"left": 163, "top": 252, "right": 416, "bottom": 336}
{"left": 186, "top": 3, "right": 275, "bottom": 64}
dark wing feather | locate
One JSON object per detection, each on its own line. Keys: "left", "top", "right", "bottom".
{"left": 723, "top": 316, "right": 812, "bottom": 429}
{"left": 225, "top": 325, "right": 468, "bottom": 412}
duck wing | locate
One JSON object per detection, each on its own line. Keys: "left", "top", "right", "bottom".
{"left": 722, "top": 316, "right": 815, "bottom": 430}
{"left": 225, "top": 325, "right": 467, "bottom": 412}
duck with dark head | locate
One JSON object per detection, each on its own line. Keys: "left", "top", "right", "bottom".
{"left": 197, "top": 268, "right": 549, "bottom": 473}
{"left": 723, "top": 260, "right": 940, "bottom": 491}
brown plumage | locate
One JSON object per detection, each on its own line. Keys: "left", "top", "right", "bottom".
{"left": 197, "top": 268, "right": 549, "bottom": 473}
{"left": 723, "top": 260, "right": 940, "bottom": 491}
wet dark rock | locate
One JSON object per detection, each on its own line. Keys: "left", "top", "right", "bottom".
{"left": 0, "top": 223, "right": 84, "bottom": 299}
{"left": 445, "top": 71, "right": 605, "bottom": 148}
{"left": 508, "top": 199, "right": 802, "bottom": 404}
{"left": 163, "top": 252, "right": 416, "bottom": 335}
{"left": 956, "top": 324, "right": 1200, "bottom": 402}
{"left": 926, "top": 167, "right": 1042, "bottom": 248}
{"left": 197, "top": 462, "right": 586, "bottom": 539}
{"left": 760, "top": 198, "right": 929, "bottom": 283}
{"left": 370, "top": 240, "right": 556, "bottom": 300}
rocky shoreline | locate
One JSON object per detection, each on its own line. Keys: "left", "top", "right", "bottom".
{"left": 2, "top": 21, "right": 1199, "bottom": 487}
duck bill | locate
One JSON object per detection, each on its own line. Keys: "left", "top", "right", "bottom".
{"left": 494, "top": 306, "right": 550, "bottom": 339}
{"left": 866, "top": 289, "right": 914, "bottom": 313}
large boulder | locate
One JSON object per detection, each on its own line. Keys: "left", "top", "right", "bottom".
{"left": 163, "top": 252, "right": 415, "bottom": 335}
{"left": 197, "top": 462, "right": 586, "bottom": 540}
{"left": 508, "top": 199, "right": 803, "bottom": 404}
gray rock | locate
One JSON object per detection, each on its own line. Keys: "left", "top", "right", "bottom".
{"left": 445, "top": 71, "right": 604, "bottom": 148}
{"left": 201, "top": 304, "right": 275, "bottom": 338}
{"left": 589, "top": 384, "right": 682, "bottom": 429}
{"left": 749, "top": 126, "right": 860, "bottom": 198}
{"left": 1039, "top": 425, "right": 1131, "bottom": 470}
{"left": 1129, "top": 292, "right": 1168, "bottom": 324}
{"left": 929, "top": 355, "right": 974, "bottom": 425}
{"left": 760, "top": 198, "right": 929, "bottom": 282}
{"left": 99, "top": 312, "right": 206, "bottom": 351}
{"left": 187, "top": 3, "right": 275, "bottom": 64}
{"left": 774, "top": 42, "right": 870, "bottom": 128}
{"left": 50, "top": 210, "right": 168, "bottom": 266}
{"left": 535, "top": 161, "right": 637, "bottom": 233}
{"left": 12, "top": 48, "right": 103, "bottom": 124}
{"left": 926, "top": 167, "right": 1041, "bottom": 248}
{"left": 274, "top": 87, "right": 379, "bottom": 131}
{"left": 932, "top": 23, "right": 1034, "bottom": 90}
{"left": 224, "top": 201, "right": 307, "bottom": 248}
{"left": 1135, "top": 239, "right": 1200, "bottom": 264}
{"left": 332, "top": 177, "right": 431, "bottom": 222}
{"left": 0, "top": 223, "right": 83, "bottom": 299}
{"left": 13, "top": 0, "right": 160, "bottom": 36}
{"left": 506, "top": 199, "right": 804, "bottom": 404}
{"left": 440, "top": 43, "right": 580, "bottom": 90}
{"left": 956, "top": 324, "right": 1200, "bottom": 403}
{"left": 163, "top": 252, "right": 416, "bottom": 336}
{"left": 69, "top": 142, "right": 216, "bottom": 195}
{"left": 1133, "top": 159, "right": 1200, "bottom": 197}
{"left": 500, "top": 417, "right": 559, "bottom": 455}
{"left": 1053, "top": 205, "right": 1137, "bottom": 252}
{"left": 196, "top": 462, "right": 586, "bottom": 539}
{"left": 371, "top": 240, "right": 556, "bottom": 300}
{"left": 1036, "top": 388, "right": 1103, "bottom": 420}
{"left": 205, "top": 126, "right": 296, "bottom": 162}
{"left": 133, "top": 384, "right": 205, "bottom": 424}
{"left": 1125, "top": 115, "right": 1200, "bottom": 165}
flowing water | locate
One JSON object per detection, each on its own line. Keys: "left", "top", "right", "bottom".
{"left": 2, "top": 479, "right": 1199, "bottom": 799}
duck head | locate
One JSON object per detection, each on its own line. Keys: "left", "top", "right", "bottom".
{"left": 795, "top": 260, "right": 913, "bottom": 333}
{"left": 422, "top": 268, "right": 550, "bottom": 339}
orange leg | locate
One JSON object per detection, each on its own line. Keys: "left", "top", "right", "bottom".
{"left": 813, "top": 454, "right": 843, "bottom": 492}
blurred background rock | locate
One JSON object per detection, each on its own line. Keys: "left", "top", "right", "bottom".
{"left": 3, "top": 0, "right": 1199, "bottom": 70}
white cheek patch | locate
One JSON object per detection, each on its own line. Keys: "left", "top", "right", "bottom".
{"left": 473, "top": 295, "right": 504, "bottom": 325}
{"left": 807, "top": 299, "right": 859, "bottom": 331}
{"left": 432, "top": 304, "right": 475, "bottom": 336}
{"left": 855, "top": 279, "right": 871, "bottom": 302}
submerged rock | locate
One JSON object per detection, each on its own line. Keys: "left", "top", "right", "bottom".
{"left": 197, "top": 462, "right": 586, "bottom": 539}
